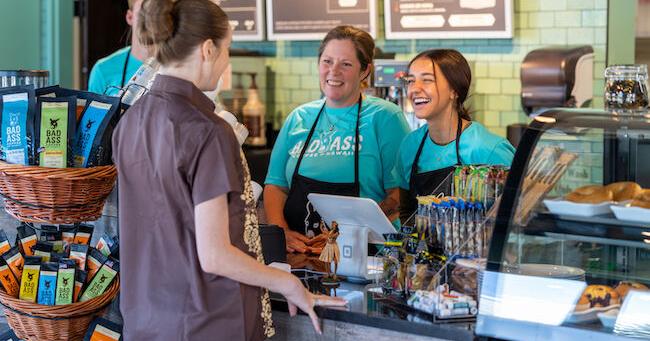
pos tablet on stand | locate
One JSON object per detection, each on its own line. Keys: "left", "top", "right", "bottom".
{"left": 307, "top": 193, "right": 398, "bottom": 282}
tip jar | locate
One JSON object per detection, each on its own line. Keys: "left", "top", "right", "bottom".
{"left": 604, "top": 64, "right": 649, "bottom": 112}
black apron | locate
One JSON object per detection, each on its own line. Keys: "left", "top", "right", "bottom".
{"left": 120, "top": 47, "right": 131, "bottom": 89}
{"left": 283, "top": 96, "right": 362, "bottom": 237}
{"left": 403, "top": 118, "right": 464, "bottom": 218}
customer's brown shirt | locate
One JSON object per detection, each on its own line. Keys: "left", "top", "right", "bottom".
{"left": 113, "top": 75, "right": 270, "bottom": 340}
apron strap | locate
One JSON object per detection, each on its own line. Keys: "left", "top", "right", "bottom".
{"left": 291, "top": 95, "right": 363, "bottom": 185}
{"left": 120, "top": 46, "right": 132, "bottom": 89}
{"left": 409, "top": 115, "right": 465, "bottom": 188}
{"left": 455, "top": 114, "right": 463, "bottom": 165}
{"left": 291, "top": 100, "right": 326, "bottom": 179}
{"left": 353, "top": 95, "right": 362, "bottom": 186}
{"left": 409, "top": 128, "right": 429, "bottom": 188}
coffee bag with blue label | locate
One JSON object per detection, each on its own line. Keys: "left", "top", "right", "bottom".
{"left": 73, "top": 94, "right": 120, "bottom": 167}
{"left": 36, "top": 262, "right": 58, "bottom": 305}
{"left": 35, "top": 96, "right": 76, "bottom": 168}
{"left": 0, "top": 85, "right": 36, "bottom": 165}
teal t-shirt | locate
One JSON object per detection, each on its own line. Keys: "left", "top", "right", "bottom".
{"left": 266, "top": 96, "right": 410, "bottom": 204}
{"left": 396, "top": 121, "right": 515, "bottom": 190}
{"left": 88, "top": 46, "right": 143, "bottom": 96}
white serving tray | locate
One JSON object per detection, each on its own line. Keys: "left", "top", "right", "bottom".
{"left": 597, "top": 309, "right": 619, "bottom": 329}
{"left": 610, "top": 203, "right": 650, "bottom": 224}
{"left": 567, "top": 304, "right": 620, "bottom": 324}
{"left": 543, "top": 198, "right": 613, "bottom": 217}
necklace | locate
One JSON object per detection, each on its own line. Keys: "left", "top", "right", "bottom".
{"left": 322, "top": 110, "right": 340, "bottom": 132}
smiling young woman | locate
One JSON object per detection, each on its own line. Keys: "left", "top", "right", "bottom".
{"left": 396, "top": 49, "right": 516, "bottom": 223}
{"left": 264, "top": 26, "right": 410, "bottom": 253}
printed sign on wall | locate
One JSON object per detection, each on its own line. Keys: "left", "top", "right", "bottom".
{"left": 267, "top": 0, "right": 377, "bottom": 41}
{"left": 385, "top": 0, "right": 513, "bottom": 39}
{"left": 218, "top": 0, "right": 265, "bottom": 41}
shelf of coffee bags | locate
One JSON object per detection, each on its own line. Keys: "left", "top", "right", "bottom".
{"left": 0, "top": 85, "right": 124, "bottom": 225}
{"left": 0, "top": 223, "right": 120, "bottom": 341}
{"left": 0, "top": 162, "right": 116, "bottom": 224}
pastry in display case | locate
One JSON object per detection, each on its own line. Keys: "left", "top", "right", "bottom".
{"left": 476, "top": 109, "right": 650, "bottom": 340}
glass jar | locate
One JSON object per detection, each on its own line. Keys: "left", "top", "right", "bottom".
{"left": 604, "top": 64, "right": 649, "bottom": 111}
{"left": 0, "top": 70, "right": 49, "bottom": 89}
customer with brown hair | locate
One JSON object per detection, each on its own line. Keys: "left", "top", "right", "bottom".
{"left": 264, "top": 25, "right": 410, "bottom": 253}
{"left": 396, "top": 49, "right": 515, "bottom": 222}
{"left": 113, "top": 1, "right": 344, "bottom": 339}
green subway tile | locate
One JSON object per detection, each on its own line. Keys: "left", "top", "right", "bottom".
{"left": 594, "top": 62, "right": 606, "bottom": 79}
{"left": 581, "top": 153, "right": 603, "bottom": 167}
{"left": 595, "top": 27, "right": 607, "bottom": 44}
{"left": 472, "top": 111, "right": 485, "bottom": 122}
{"left": 486, "top": 126, "right": 506, "bottom": 138}
{"left": 516, "top": 12, "right": 528, "bottom": 29}
{"left": 566, "top": 166, "right": 592, "bottom": 182}
{"left": 282, "top": 75, "right": 301, "bottom": 89}
{"left": 593, "top": 45, "right": 607, "bottom": 63}
{"left": 489, "top": 62, "right": 514, "bottom": 78}
{"left": 292, "top": 60, "right": 312, "bottom": 75}
{"left": 300, "top": 74, "right": 318, "bottom": 88}
{"left": 540, "top": 28, "right": 567, "bottom": 44}
{"left": 474, "top": 62, "right": 489, "bottom": 78}
{"left": 555, "top": 11, "right": 582, "bottom": 27}
{"left": 582, "top": 10, "right": 607, "bottom": 27}
{"left": 567, "top": 0, "right": 594, "bottom": 10}
{"left": 500, "top": 111, "right": 525, "bottom": 126}
{"left": 480, "top": 111, "right": 501, "bottom": 127}
{"left": 519, "top": 0, "right": 540, "bottom": 12}
{"left": 528, "top": 12, "right": 555, "bottom": 28}
{"left": 310, "top": 90, "right": 322, "bottom": 99}
{"left": 513, "top": 96, "right": 524, "bottom": 112}
{"left": 475, "top": 79, "right": 502, "bottom": 94}
{"left": 568, "top": 28, "right": 594, "bottom": 44}
{"left": 468, "top": 94, "right": 488, "bottom": 111}
{"left": 513, "top": 63, "right": 521, "bottom": 78}
{"left": 489, "top": 95, "right": 514, "bottom": 111}
{"left": 291, "top": 89, "right": 312, "bottom": 104}
{"left": 592, "top": 140, "right": 604, "bottom": 152}
{"left": 540, "top": 0, "right": 567, "bottom": 11}
{"left": 275, "top": 60, "right": 291, "bottom": 74}
{"left": 591, "top": 167, "right": 603, "bottom": 183}
{"left": 502, "top": 79, "right": 521, "bottom": 95}
{"left": 516, "top": 28, "right": 540, "bottom": 44}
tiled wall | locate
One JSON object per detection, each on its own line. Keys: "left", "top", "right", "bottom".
{"left": 230, "top": 0, "right": 609, "bottom": 136}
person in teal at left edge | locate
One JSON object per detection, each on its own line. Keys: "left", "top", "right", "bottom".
{"left": 87, "top": 0, "right": 149, "bottom": 96}
{"left": 396, "top": 49, "right": 515, "bottom": 223}
{"left": 264, "top": 26, "right": 410, "bottom": 254}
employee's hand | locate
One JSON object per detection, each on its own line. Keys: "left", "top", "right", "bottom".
{"left": 283, "top": 277, "right": 347, "bottom": 334}
{"left": 285, "top": 229, "right": 310, "bottom": 253}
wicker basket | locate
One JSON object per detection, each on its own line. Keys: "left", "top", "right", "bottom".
{"left": 0, "top": 277, "right": 119, "bottom": 341}
{"left": 0, "top": 162, "right": 117, "bottom": 224}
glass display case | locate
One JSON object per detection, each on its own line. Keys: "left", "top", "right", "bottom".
{"left": 476, "top": 109, "right": 650, "bottom": 340}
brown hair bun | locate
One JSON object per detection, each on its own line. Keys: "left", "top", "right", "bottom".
{"left": 137, "top": 0, "right": 230, "bottom": 65}
{"left": 565, "top": 185, "right": 613, "bottom": 204}
{"left": 605, "top": 182, "right": 642, "bottom": 202}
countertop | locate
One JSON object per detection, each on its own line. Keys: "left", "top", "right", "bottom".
{"left": 271, "top": 255, "right": 475, "bottom": 341}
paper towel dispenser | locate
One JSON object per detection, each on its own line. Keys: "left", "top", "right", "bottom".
{"left": 520, "top": 46, "right": 594, "bottom": 115}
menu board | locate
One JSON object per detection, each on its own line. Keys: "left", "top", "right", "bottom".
{"left": 384, "top": 0, "right": 513, "bottom": 39}
{"left": 218, "top": 0, "right": 264, "bottom": 41}
{"left": 266, "top": 0, "right": 377, "bottom": 41}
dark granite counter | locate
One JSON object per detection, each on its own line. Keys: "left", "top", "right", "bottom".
{"left": 270, "top": 256, "right": 475, "bottom": 341}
